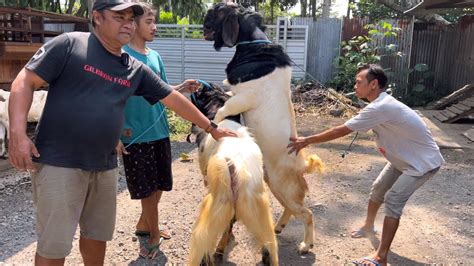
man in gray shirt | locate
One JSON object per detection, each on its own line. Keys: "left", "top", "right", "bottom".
{"left": 288, "top": 64, "right": 443, "bottom": 266}
{"left": 8, "top": 0, "right": 235, "bottom": 265}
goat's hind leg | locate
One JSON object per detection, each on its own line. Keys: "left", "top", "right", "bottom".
{"left": 274, "top": 208, "right": 292, "bottom": 234}
{"left": 288, "top": 200, "right": 314, "bottom": 254}
{"left": 214, "top": 218, "right": 236, "bottom": 263}
{"left": 237, "top": 195, "right": 279, "bottom": 265}
{"left": 189, "top": 195, "right": 234, "bottom": 266}
{"left": 269, "top": 177, "right": 314, "bottom": 255}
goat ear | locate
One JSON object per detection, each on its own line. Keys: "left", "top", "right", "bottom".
{"left": 186, "top": 133, "right": 197, "bottom": 143}
{"left": 222, "top": 14, "right": 239, "bottom": 47}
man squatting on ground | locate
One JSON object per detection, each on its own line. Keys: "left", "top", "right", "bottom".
{"left": 288, "top": 64, "right": 444, "bottom": 266}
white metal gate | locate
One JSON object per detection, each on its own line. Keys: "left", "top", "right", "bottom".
{"left": 148, "top": 23, "right": 308, "bottom": 85}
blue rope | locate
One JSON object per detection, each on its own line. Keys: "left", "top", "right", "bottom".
{"left": 236, "top": 40, "right": 271, "bottom": 46}
{"left": 197, "top": 79, "right": 212, "bottom": 89}
{"left": 124, "top": 108, "right": 166, "bottom": 149}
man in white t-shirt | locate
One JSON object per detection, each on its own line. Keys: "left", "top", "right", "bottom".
{"left": 288, "top": 64, "right": 444, "bottom": 266}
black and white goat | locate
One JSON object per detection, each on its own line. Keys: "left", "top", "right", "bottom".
{"left": 187, "top": 83, "right": 278, "bottom": 266}
{"left": 203, "top": 3, "right": 324, "bottom": 254}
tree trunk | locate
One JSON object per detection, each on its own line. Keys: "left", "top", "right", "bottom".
{"left": 66, "top": 0, "right": 76, "bottom": 14}
{"left": 301, "top": 0, "right": 307, "bottom": 17}
{"left": 347, "top": 0, "right": 353, "bottom": 17}
{"left": 310, "top": 0, "right": 316, "bottom": 18}
{"left": 270, "top": 0, "right": 274, "bottom": 24}
{"left": 322, "top": 0, "right": 331, "bottom": 18}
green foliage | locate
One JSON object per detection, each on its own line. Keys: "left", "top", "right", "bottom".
{"left": 439, "top": 8, "right": 474, "bottom": 23}
{"left": 158, "top": 11, "right": 175, "bottom": 24}
{"left": 398, "top": 63, "right": 435, "bottom": 107}
{"left": 167, "top": 110, "right": 191, "bottom": 141}
{"left": 330, "top": 21, "right": 401, "bottom": 91}
{"left": 257, "top": 1, "right": 296, "bottom": 24}
{"left": 350, "top": 0, "right": 404, "bottom": 21}
{"left": 351, "top": 0, "right": 473, "bottom": 23}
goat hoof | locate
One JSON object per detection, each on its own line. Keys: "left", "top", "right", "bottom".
{"left": 274, "top": 224, "right": 285, "bottom": 234}
{"left": 297, "top": 242, "right": 312, "bottom": 254}
{"left": 200, "top": 254, "right": 213, "bottom": 266}
{"left": 214, "top": 251, "right": 224, "bottom": 263}
{"left": 261, "top": 248, "right": 270, "bottom": 266}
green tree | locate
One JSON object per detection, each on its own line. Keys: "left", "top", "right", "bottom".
{"left": 350, "top": 0, "right": 405, "bottom": 20}
{"left": 330, "top": 21, "right": 401, "bottom": 91}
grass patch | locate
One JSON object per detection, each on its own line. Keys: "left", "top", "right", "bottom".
{"left": 167, "top": 110, "right": 191, "bottom": 141}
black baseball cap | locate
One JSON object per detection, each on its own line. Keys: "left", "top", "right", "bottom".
{"left": 92, "top": 0, "right": 144, "bottom": 16}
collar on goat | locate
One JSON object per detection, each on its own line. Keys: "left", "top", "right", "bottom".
{"left": 191, "top": 80, "right": 226, "bottom": 111}
{"left": 236, "top": 40, "right": 272, "bottom": 46}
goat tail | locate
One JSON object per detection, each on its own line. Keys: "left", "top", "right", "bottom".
{"left": 303, "top": 153, "right": 325, "bottom": 174}
{"left": 189, "top": 155, "right": 235, "bottom": 266}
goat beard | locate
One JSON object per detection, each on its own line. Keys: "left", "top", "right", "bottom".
{"left": 203, "top": 29, "right": 215, "bottom": 41}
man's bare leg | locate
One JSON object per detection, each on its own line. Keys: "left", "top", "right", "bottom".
{"left": 354, "top": 216, "right": 399, "bottom": 266}
{"left": 35, "top": 254, "right": 65, "bottom": 266}
{"left": 141, "top": 191, "right": 163, "bottom": 245}
{"left": 79, "top": 236, "right": 106, "bottom": 266}
{"left": 351, "top": 199, "right": 382, "bottom": 237}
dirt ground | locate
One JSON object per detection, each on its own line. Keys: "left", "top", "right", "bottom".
{"left": 0, "top": 111, "right": 473, "bottom": 265}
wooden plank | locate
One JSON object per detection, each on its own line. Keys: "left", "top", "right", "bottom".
{"left": 447, "top": 106, "right": 464, "bottom": 115}
{"left": 0, "top": 42, "right": 42, "bottom": 59}
{"left": 426, "top": 84, "right": 474, "bottom": 110}
{"left": 0, "top": 7, "right": 88, "bottom": 23}
{"left": 462, "top": 128, "right": 474, "bottom": 142}
{"left": 433, "top": 112, "right": 449, "bottom": 122}
{"left": 453, "top": 103, "right": 471, "bottom": 111}
{"left": 0, "top": 26, "right": 62, "bottom": 36}
{"left": 441, "top": 109, "right": 457, "bottom": 118}
{"left": 445, "top": 109, "right": 474, "bottom": 123}
{"left": 461, "top": 99, "right": 474, "bottom": 107}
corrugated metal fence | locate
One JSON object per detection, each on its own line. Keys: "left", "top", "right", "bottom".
{"left": 372, "top": 19, "right": 414, "bottom": 97}
{"left": 149, "top": 17, "right": 473, "bottom": 98}
{"left": 149, "top": 24, "right": 308, "bottom": 85}
{"left": 342, "top": 16, "right": 474, "bottom": 98}
{"left": 291, "top": 17, "right": 342, "bottom": 84}
{"left": 410, "top": 16, "right": 474, "bottom": 97}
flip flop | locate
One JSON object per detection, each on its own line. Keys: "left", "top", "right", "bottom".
{"left": 352, "top": 256, "right": 381, "bottom": 266}
{"left": 350, "top": 228, "right": 377, "bottom": 238}
{"left": 160, "top": 229, "right": 172, "bottom": 240}
{"left": 139, "top": 237, "right": 164, "bottom": 259}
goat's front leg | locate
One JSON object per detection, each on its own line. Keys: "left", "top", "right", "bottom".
{"left": 214, "top": 93, "right": 257, "bottom": 123}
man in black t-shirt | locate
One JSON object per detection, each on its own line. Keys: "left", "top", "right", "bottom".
{"left": 7, "top": 0, "right": 235, "bottom": 264}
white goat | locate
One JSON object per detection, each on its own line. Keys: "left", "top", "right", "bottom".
{"left": 187, "top": 83, "right": 278, "bottom": 265}
{"left": 0, "top": 89, "right": 48, "bottom": 156}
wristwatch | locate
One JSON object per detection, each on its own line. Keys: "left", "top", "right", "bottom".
{"left": 205, "top": 121, "right": 218, "bottom": 133}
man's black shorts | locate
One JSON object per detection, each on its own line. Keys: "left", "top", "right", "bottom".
{"left": 122, "top": 138, "right": 172, "bottom": 199}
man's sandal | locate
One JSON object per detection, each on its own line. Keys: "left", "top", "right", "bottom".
{"left": 160, "top": 229, "right": 172, "bottom": 240}
{"left": 139, "top": 237, "right": 164, "bottom": 259}
{"left": 352, "top": 256, "right": 381, "bottom": 266}
{"left": 135, "top": 229, "right": 172, "bottom": 239}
